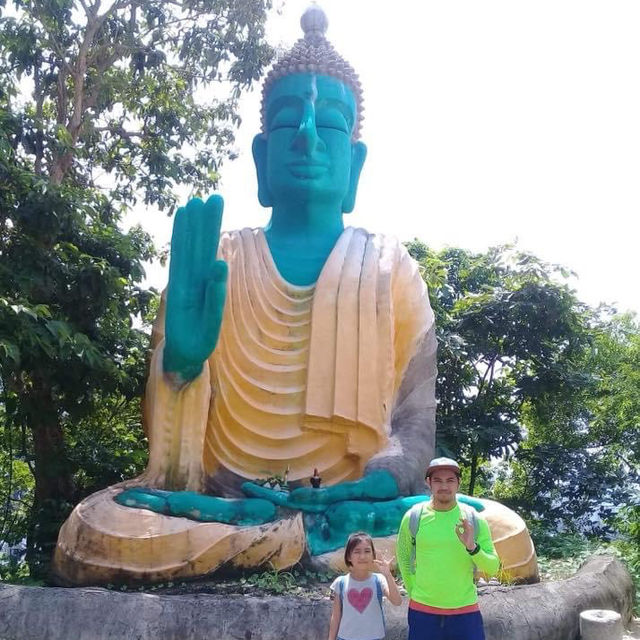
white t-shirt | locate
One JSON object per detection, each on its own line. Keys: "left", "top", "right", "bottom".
{"left": 330, "top": 573, "right": 388, "bottom": 640}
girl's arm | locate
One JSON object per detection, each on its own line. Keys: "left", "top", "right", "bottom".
{"left": 327, "top": 595, "right": 342, "bottom": 640}
{"left": 385, "top": 573, "right": 403, "bottom": 606}
{"left": 374, "top": 559, "right": 403, "bottom": 606}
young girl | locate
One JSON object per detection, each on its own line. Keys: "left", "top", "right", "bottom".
{"left": 328, "top": 532, "right": 403, "bottom": 640}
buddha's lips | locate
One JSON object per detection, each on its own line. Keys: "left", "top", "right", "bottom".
{"left": 287, "top": 161, "right": 329, "bottom": 178}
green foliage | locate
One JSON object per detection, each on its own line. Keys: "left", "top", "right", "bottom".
{"left": 0, "top": 405, "right": 34, "bottom": 549}
{"left": 1, "top": 0, "right": 273, "bottom": 577}
{"left": 0, "top": 138, "right": 155, "bottom": 574}
{"left": 1, "top": 0, "right": 274, "bottom": 208}
{"left": 0, "top": 554, "right": 42, "bottom": 585}
{"left": 102, "top": 566, "right": 337, "bottom": 597}
{"left": 535, "top": 533, "right": 613, "bottom": 581}
{"left": 613, "top": 505, "right": 640, "bottom": 615}
{"left": 492, "top": 311, "right": 639, "bottom": 536}
{"left": 533, "top": 526, "right": 639, "bottom": 615}
{"left": 242, "top": 565, "right": 298, "bottom": 594}
{"left": 407, "top": 241, "right": 591, "bottom": 496}
{"left": 407, "top": 240, "right": 638, "bottom": 549}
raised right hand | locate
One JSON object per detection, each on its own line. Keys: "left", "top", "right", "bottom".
{"left": 163, "top": 195, "right": 228, "bottom": 382}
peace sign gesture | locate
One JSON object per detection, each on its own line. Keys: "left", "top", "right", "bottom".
{"left": 163, "top": 195, "right": 228, "bottom": 382}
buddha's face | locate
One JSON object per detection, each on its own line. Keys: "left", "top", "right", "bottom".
{"left": 253, "top": 73, "right": 366, "bottom": 212}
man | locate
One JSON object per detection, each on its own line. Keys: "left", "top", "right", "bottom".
{"left": 396, "top": 457, "right": 500, "bottom": 640}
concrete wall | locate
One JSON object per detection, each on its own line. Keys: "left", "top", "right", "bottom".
{"left": 0, "top": 555, "right": 633, "bottom": 640}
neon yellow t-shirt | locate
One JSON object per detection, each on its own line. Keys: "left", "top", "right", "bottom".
{"left": 396, "top": 501, "right": 500, "bottom": 609}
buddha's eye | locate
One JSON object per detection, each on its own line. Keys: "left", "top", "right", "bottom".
{"left": 268, "top": 106, "right": 301, "bottom": 131}
{"left": 316, "top": 109, "right": 351, "bottom": 134}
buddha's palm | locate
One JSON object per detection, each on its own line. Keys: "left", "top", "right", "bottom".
{"left": 163, "top": 196, "right": 228, "bottom": 381}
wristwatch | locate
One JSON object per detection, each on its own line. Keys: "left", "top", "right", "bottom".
{"left": 467, "top": 544, "right": 481, "bottom": 556}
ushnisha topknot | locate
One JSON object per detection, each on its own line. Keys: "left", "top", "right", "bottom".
{"left": 260, "top": 4, "right": 364, "bottom": 140}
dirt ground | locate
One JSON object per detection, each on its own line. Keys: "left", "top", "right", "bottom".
{"left": 623, "top": 618, "right": 640, "bottom": 640}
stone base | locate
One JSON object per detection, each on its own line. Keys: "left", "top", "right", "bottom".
{"left": 52, "top": 484, "right": 306, "bottom": 586}
{"left": 2, "top": 556, "right": 631, "bottom": 640}
{"left": 53, "top": 486, "right": 537, "bottom": 585}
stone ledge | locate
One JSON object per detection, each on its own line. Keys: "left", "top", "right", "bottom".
{"left": 0, "top": 555, "right": 633, "bottom": 640}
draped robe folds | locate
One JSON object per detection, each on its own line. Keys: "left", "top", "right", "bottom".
{"left": 141, "top": 227, "right": 434, "bottom": 495}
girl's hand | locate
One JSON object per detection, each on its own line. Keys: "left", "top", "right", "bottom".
{"left": 374, "top": 556, "right": 403, "bottom": 606}
{"left": 373, "top": 556, "right": 394, "bottom": 577}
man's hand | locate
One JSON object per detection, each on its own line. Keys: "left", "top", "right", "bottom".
{"left": 455, "top": 516, "right": 476, "bottom": 551}
{"left": 163, "top": 195, "right": 228, "bottom": 382}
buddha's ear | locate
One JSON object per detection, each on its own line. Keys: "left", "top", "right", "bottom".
{"left": 252, "top": 134, "right": 272, "bottom": 208}
{"left": 342, "top": 141, "right": 367, "bottom": 213}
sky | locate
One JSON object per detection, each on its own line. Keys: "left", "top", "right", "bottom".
{"left": 130, "top": 0, "right": 640, "bottom": 314}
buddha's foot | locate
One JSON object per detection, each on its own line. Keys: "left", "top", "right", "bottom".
{"left": 115, "top": 487, "right": 276, "bottom": 526}
{"left": 52, "top": 485, "right": 306, "bottom": 585}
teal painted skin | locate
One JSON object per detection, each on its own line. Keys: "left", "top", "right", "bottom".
{"left": 121, "top": 72, "right": 478, "bottom": 550}
{"left": 162, "top": 73, "right": 365, "bottom": 382}
{"left": 115, "top": 487, "right": 276, "bottom": 526}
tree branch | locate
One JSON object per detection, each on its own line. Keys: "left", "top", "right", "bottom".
{"left": 33, "top": 53, "right": 45, "bottom": 175}
{"left": 93, "top": 126, "right": 142, "bottom": 140}
{"left": 477, "top": 354, "right": 498, "bottom": 396}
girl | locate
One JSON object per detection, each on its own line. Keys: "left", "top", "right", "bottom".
{"left": 328, "top": 532, "right": 403, "bottom": 640}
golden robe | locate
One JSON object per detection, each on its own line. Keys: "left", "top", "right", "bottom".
{"left": 141, "top": 226, "right": 434, "bottom": 495}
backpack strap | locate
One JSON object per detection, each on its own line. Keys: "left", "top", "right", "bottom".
{"left": 374, "top": 574, "right": 386, "bottom": 630}
{"left": 373, "top": 573, "right": 383, "bottom": 605}
{"left": 336, "top": 574, "right": 346, "bottom": 606}
{"left": 408, "top": 501, "right": 425, "bottom": 574}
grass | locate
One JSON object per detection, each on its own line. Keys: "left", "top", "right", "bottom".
{"left": 534, "top": 531, "right": 639, "bottom": 615}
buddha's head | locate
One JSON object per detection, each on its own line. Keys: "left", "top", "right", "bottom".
{"left": 252, "top": 6, "right": 367, "bottom": 213}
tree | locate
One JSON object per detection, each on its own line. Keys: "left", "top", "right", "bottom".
{"left": 406, "top": 242, "right": 592, "bottom": 495}
{"left": 1, "top": 0, "right": 273, "bottom": 205}
{"left": 495, "top": 311, "right": 639, "bottom": 537}
{"left": 408, "top": 240, "right": 639, "bottom": 536}
{"left": 1, "top": 0, "right": 273, "bottom": 575}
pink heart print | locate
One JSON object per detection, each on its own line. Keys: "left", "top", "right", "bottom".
{"left": 347, "top": 587, "right": 373, "bottom": 613}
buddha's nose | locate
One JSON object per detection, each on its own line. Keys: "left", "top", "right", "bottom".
{"left": 291, "top": 102, "right": 323, "bottom": 155}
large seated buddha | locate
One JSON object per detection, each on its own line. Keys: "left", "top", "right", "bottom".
{"left": 53, "top": 6, "right": 537, "bottom": 586}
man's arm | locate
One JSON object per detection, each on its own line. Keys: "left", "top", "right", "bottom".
{"left": 471, "top": 518, "right": 500, "bottom": 576}
{"left": 395, "top": 511, "right": 415, "bottom": 598}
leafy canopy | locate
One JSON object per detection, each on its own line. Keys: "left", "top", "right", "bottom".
{"left": 1, "top": 0, "right": 274, "bottom": 208}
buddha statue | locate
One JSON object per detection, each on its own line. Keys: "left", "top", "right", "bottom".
{"left": 53, "top": 6, "right": 538, "bottom": 585}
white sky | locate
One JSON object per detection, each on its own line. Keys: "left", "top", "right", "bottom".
{"left": 132, "top": 0, "right": 640, "bottom": 314}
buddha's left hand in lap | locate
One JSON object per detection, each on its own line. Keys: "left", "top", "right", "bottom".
{"left": 241, "top": 469, "right": 400, "bottom": 513}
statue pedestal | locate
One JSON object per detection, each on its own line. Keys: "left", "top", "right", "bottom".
{"left": 53, "top": 487, "right": 539, "bottom": 586}
{"left": 52, "top": 484, "right": 305, "bottom": 586}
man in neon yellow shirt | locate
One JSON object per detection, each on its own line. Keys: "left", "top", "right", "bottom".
{"left": 396, "top": 458, "right": 500, "bottom": 640}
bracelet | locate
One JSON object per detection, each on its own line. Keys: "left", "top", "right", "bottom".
{"left": 467, "top": 544, "right": 481, "bottom": 556}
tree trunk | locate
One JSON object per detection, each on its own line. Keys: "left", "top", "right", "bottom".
{"left": 24, "top": 382, "right": 75, "bottom": 579}
{"left": 468, "top": 449, "right": 479, "bottom": 495}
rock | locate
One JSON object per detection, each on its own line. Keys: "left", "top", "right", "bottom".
{"left": 580, "top": 609, "right": 623, "bottom": 640}
{"left": 0, "top": 555, "right": 633, "bottom": 640}
{"left": 478, "top": 555, "right": 633, "bottom": 640}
